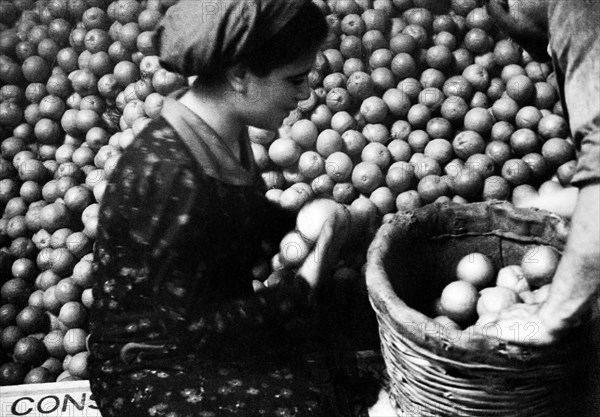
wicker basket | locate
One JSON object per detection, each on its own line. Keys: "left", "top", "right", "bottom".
{"left": 365, "top": 201, "right": 581, "bottom": 417}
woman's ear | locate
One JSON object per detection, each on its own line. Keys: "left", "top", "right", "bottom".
{"left": 225, "top": 64, "right": 249, "bottom": 94}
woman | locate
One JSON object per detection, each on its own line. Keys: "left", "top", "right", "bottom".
{"left": 87, "top": 1, "right": 356, "bottom": 416}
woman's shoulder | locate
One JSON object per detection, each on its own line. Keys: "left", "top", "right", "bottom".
{"left": 129, "top": 117, "right": 194, "bottom": 164}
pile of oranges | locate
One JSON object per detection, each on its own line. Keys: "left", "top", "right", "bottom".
{"left": 0, "top": 0, "right": 577, "bottom": 386}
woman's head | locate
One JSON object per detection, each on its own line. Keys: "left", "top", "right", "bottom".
{"left": 158, "top": 0, "right": 328, "bottom": 83}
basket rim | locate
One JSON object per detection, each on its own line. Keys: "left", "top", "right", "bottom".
{"left": 366, "top": 201, "right": 576, "bottom": 367}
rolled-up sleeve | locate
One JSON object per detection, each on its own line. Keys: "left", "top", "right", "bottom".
{"left": 549, "top": 0, "right": 600, "bottom": 186}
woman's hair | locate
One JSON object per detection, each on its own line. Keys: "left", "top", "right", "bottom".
{"left": 239, "top": 2, "right": 328, "bottom": 77}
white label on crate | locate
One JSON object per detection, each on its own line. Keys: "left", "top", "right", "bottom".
{"left": 0, "top": 380, "right": 102, "bottom": 417}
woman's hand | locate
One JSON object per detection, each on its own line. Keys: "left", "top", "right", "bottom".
{"left": 514, "top": 187, "right": 578, "bottom": 218}
{"left": 471, "top": 302, "right": 566, "bottom": 346}
{"left": 296, "top": 204, "right": 351, "bottom": 291}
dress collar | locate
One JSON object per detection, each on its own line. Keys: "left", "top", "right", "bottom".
{"left": 161, "top": 96, "right": 258, "bottom": 186}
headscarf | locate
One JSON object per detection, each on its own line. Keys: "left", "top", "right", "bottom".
{"left": 158, "top": 0, "right": 312, "bottom": 77}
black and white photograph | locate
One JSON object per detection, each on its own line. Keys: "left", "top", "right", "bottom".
{"left": 0, "top": 0, "right": 598, "bottom": 416}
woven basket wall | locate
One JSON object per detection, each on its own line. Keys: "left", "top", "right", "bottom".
{"left": 365, "top": 201, "right": 581, "bottom": 417}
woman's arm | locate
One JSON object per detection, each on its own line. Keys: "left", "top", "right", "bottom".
{"left": 538, "top": 183, "right": 600, "bottom": 336}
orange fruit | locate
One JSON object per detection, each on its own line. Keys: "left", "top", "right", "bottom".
{"left": 397, "top": 77, "right": 422, "bottom": 101}
{"left": 510, "top": 128, "right": 540, "bottom": 157}
{"left": 515, "top": 106, "right": 543, "bottom": 130}
{"left": 349, "top": 197, "right": 378, "bottom": 228}
{"left": 13, "top": 336, "right": 48, "bottom": 366}
{"left": 485, "top": 140, "right": 513, "bottom": 174}
{"left": 332, "top": 182, "right": 358, "bottom": 204}
{"left": 297, "top": 151, "right": 325, "bottom": 179}
{"left": 417, "top": 174, "right": 450, "bottom": 203}
{"left": 412, "top": 155, "right": 442, "bottom": 180}
{"left": 426, "top": 117, "right": 453, "bottom": 140}
{"left": 426, "top": 44, "right": 453, "bottom": 70}
{"left": 424, "top": 138, "right": 454, "bottom": 166}
{"left": 54, "top": 278, "right": 83, "bottom": 304}
{"left": 67, "top": 351, "right": 90, "bottom": 379}
{"left": 476, "top": 286, "right": 520, "bottom": 316}
{"left": 362, "top": 29, "right": 388, "bottom": 55}
{"left": 391, "top": 52, "right": 417, "bottom": 79}
{"left": 533, "top": 82, "right": 557, "bottom": 110}
{"left": 42, "top": 286, "right": 62, "bottom": 315}
{"left": 452, "top": 131, "right": 485, "bottom": 160}
{"left": 268, "top": 137, "right": 302, "bottom": 167}
{"left": 360, "top": 96, "right": 388, "bottom": 124}
{"left": 464, "top": 153, "right": 495, "bottom": 179}
{"left": 440, "top": 280, "right": 478, "bottom": 323}
{"left": 418, "top": 87, "right": 445, "bottom": 113}
{"left": 360, "top": 142, "right": 390, "bottom": 169}
{"left": 62, "top": 328, "right": 88, "bottom": 356}
{"left": 407, "top": 103, "right": 432, "bottom": 129}
{"left": 24, "top": 366, "right": 54, "bottom": 384}
{"left": 381, "top": 88, "right": 411, "bottom": 118}
{"left": 369, "top": 186, "right": 395, "bottom": 215}
{"left": 396, "top": 190, "right": 423, "bottom": 211}
{"left": 341, "top": 13, "right": 366, "bottom": 36}
{"left": 493, "top": 39, "right": 521, "bottom": 67}
{"left": 22, "top": 56, "right": 51, "bottom": 83}
{"left": 511, "top": 184, "right": 539, "bottom": 207}
{"left": 43, "top": 329, "right": 67, "bottom": 359}
{"left": 339, "top": 35, "right": 362, "bottom": 59}
{"left": 520, "top": 245, "right": 561, "bottom": 288}
{"left": 323, "top": 72, "right": 348, "bottom": 91}
{"left": 290, "top": 119, "right": 319, "bottom": 148}
{"left": 0, "top": 361, "right": 27, "bottom": 385}
{"left": 454, "top": 48, "right": 474, "bottom": 73}
{"left": 451, "top": 168, "right": 484, "bottom": 200}
{"left": 456, "top": 252, "right": 494, "bottom": 289}
{"left": 505, "top": 74, "right": 534, "bottom": 105}
{"left": 316, "top": 129, "right": 344, "bottom": 157}
{"left": 501, "top": 159, "right": 532, "bottom": 186}
{"left": 311, "top": 174, "right": 336, "bottom": 197}
{"left": 81, "top": 288, "right": 94, "bottom": 308}
{"left": 369, "top": 48, "right": 394, "bottom": 69}
{"left": 16, "top": 305, "right": 49, "bottom": 334}
{"left": 500, "top": 64, "right": 527, "bottom": 83}
{"left": 389, "top": 33, "right": 416, "bottom": 55}
{"left": 360, "top": 123, "right": 389, "bottom": 144}
{"left": 58, "top": 301, "right": 87, "bottom": 329}
{"left": 326, "top": 151, "right": 354, "bottom": 182}
{"left": 537, "top": 114, "right": 569, "bottom": 140}
{"left": 496, "top": 265, "right": 530, "bottom": 294}
{"left": 440, "top": 96, "right": 469, "bottom": 126}
{"left": 482, "top": 175, "right": 511, "bottom": 201}
{"left": 339, "top": 130, "right": 365, "bottom": 158}
{"left": 463, "top": 107, "right": 494, "bottom": 135}
{"left": 351, "top": 161, "right": 384, "bottom": 194}
{"left": 490, "top": 121, "right": 515, "bottom": 143}
{"left": 388, "top": 138, "right": 412, "bottom": 162}
{"left": 0, "top": 303, "right": 19, "bottom": 328}
{"left": 326, "top": 87, "right": 352, "bottom": 113}
{"left": 462, "top": 63, "right": 489, "bottom": 92}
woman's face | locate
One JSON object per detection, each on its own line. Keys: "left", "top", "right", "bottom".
{"left": 238, "top": 52, "right": 315, "bottom": 131}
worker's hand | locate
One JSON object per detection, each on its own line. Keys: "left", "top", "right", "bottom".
{"left": 296, "top": 205, "right": 351, "bottom": 291}
{"left": 514, "top": 187, "right": 579, "bottom": 218}
{"left": 467, "top": 302, "right": 568, "bottom": 346}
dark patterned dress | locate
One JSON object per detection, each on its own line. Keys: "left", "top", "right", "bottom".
{"left": 88, "top": 98, "right": 357, "bottom": 417}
